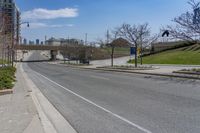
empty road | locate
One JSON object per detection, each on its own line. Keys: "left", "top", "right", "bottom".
{"left": 23, "top": 52, "right": 200, "bottom": 133}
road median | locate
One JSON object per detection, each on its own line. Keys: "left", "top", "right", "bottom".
{"left": 57, "top": 63, "right": 200, "bottom": 80}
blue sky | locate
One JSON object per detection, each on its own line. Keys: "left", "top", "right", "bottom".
{"left": 15, "top": 0, "right": 190, "bottom": 42}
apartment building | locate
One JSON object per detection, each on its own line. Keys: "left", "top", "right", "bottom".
{"left": 0, "top": 0, "right": 20, "bottom": 64}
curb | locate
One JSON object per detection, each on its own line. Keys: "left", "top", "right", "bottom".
{"left": 20, "top": 64, "right": 77, "bottom": 133}
{"left": 148, "top": 64, "right": 200, "bottom": 67}
{"left": 57, "top": 64, "right": 200, "bottom": 80}
{"left": 84, "top": 68, "right": 200, "bottom": 80}
{"left": 173, "top": 71, "right": 200, "bottom": 75}
{"left": 0, "top": 89, "right": 13, "bottom": 96}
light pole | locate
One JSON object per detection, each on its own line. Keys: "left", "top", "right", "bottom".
{"left": 13, "top": 22, "right": 29, "bottom": 65}
{"left": 16, "top": 22, "right": 29, "bottom": 44}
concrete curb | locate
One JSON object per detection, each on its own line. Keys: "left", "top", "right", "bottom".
{"left": 83, "top": 68, "right": 200, "bottom": 80}
{"left": 0, "top": 89, "right": 13, "bottom": 96}
{"left": 20, "top": 64, "right": 77, "bottom": 133}
{"left": 148, "top": 64, "right": 200, "bottom": 67}
{"left": 57, "top": 64, "right": 200, "bottom": 80}
{"left": 173, "top": 71, "right": 200, "bottom": 75}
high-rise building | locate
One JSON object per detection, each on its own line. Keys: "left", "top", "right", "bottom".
{"left": 23, "top": 38, "right": 27, "bottom": 45}
{"left": 0, "top": 0, "right": 20, "bottom": 42}
{"left": 29, "top": 40, "right": 34, "bottom": 45}
{"left": 36, "top": 39, "right": 40, "bottom": 45}
{"left": 0, "top": 0, "right": 21, "bottom": 64}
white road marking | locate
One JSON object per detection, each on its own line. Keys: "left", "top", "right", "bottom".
{"left": 32, "top": 70, "right": 152, "bottom": 133}
{"left": 90, "top": 75, "right": 110, "bottom": 80}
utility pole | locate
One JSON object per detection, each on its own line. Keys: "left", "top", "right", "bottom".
{"left": 85, "top": 33, "right": 87, "bottom": 45}
{"left": 68, "top": 36, "right": 70, "bottom": 44}
{"left": 106, "top": 30, "right": 109, "bottom": 44}
{"left": 140, "top": 37, "right": 143, "bottom": 65}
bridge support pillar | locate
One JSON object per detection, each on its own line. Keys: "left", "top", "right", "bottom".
{"left": 50, "top": 50, "right": 58, "bottom": 61}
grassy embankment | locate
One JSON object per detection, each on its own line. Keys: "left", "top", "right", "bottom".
{"left": 92, "top": 47, "right": 129, "bottom": 60}
{"left": 128, "top": 44, "right": 200, "bottom": 65}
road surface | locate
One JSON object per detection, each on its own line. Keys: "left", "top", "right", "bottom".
{"left": 23, "top": 52, "right": 200, "bottom": 133}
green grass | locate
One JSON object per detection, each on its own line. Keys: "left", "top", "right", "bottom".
{"left": 101, "top": 47, "right": 130, "bottom": 56}
{"left": 0, "top": 66, "right": 16, "bottom": 90}
{"left": 91, "top": 47, "right": 129, "bottom": 60}
{"left": 0, "top": 59, "right": 9, "bottom": 65}
{"left": 128, "top": 44, "right": 200, "bottom": 65}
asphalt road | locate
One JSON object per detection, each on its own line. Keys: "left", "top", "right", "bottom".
{"left": 23, "top": 52, "right": 200, "bottom": 133}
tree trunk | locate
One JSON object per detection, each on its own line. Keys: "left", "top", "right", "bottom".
{"left": 140, "top": 48, "right": 143, "bottom": 65}
{"left": 111, "top": 47, "right": 114, "bottom": 67}
{"left": 135, "top": 44, "right": 137, "bottom": 68}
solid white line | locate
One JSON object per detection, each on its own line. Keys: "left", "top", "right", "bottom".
{"left": 32, "top": 70, "right": 152, "bottom": 133}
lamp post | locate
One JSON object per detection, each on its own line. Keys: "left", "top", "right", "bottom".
{"left": 16, "top": 22, "right": 29, "bottom": 44}
{"left": 13, "top": 22, "right": 29, "bottom": 65}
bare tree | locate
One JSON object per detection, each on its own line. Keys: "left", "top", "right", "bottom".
{"left": 166, "top": 0, "right": 200, "bottom": 42}
{"left": 188, "top": 0, "right": 200, "bottom": 9}
{"left": 106, "top": 30, "right": 120, "bottom": 67}
{"left": 96, "top": 30, "right": 121, "bottom": 66}
{"left": 117, "top": 23, "right": 150, "bottom": 67}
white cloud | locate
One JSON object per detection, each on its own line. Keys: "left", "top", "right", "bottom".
{"left": 50, "top": 24, "right": 74, "bottom": 28}
{"left": 22, "top": 8, "right": 78, "bottom": 20}
{"left": 21, "top": 22, "right": 74, "bottom": 29}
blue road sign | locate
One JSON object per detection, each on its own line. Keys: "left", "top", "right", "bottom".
{"left": 130, "top": 47, "right": 136, "bottom": 55}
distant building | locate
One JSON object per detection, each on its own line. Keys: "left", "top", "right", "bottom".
{"left": 45, "top": 37, "right": 61, "bottom": 46}
{"left": 23, "top": 38, "right": 27, "bottom": 45}
{"left": 61, "top": 39, "right": 84, "bottom": 46}
{"left": 20, "top": 37, "right": 22, "bottom": 44}
{"left": 45, "top": 37, "right": 84, "bottom": 46}
{"left": 41, "top": 41, "right": 44, "bottom": 45}
{"left": 110, "top": 38, "right": 130, "bottom": 47}
{"left": 36, "top": 39, "right": 40, "bottom": 45}
{"left": 29, "top": 40, "right": 34, "bottom": 45}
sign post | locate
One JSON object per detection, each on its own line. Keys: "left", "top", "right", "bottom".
{"left": 130, "top": 47, "right": 136, "bottom": 60}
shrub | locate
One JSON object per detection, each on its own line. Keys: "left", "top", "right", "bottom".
{"left": 0, "top": 66, "right": 16, "bottom": 90}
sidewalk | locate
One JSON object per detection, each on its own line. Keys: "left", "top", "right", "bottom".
{"left": 51, "top": 54, "right": 200, "bottom": 75}
{"left": 0, "top": 64, "right": 44, "bottom": 133}
{"left": 1, "top": 51, "right": 77, "bottom": 133}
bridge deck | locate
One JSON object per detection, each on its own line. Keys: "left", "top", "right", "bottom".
{"left": 16, "top": 45, "right": 68, "bottom": 50}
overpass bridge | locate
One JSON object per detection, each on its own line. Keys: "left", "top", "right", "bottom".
{"left": 16, "top": 45, "right": 68, "bottom": 51}
{"left": 16, "top": 45, "right": 68, "bottom": 60}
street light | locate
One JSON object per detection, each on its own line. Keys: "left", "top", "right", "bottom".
{"left": 17, "top": 22, "right": 30, "bottom": 44}
{"left": 13, "top": 21, "right": 30, "bottom": 64}
{"left": 20, "top": 22, "right": 30, "bottom": 28}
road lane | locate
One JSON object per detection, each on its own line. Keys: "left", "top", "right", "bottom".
{"left": 24, "top": 52, "right": 200, "bottom": 133}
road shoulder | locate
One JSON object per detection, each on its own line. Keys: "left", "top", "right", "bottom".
{"left": 20, "top": 63, "right": 77, "bottom": 133}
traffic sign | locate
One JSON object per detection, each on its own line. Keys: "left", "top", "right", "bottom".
{"left": 130, "top": 47, "right": 136, "bottom": 55}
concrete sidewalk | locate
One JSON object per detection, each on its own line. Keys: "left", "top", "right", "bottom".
{"left": 0, "top": 64, "right": 44, "bottom": 133}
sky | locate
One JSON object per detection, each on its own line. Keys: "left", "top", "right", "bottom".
{"left": 15, "top": 0, "right": 191, "bottom": 43}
